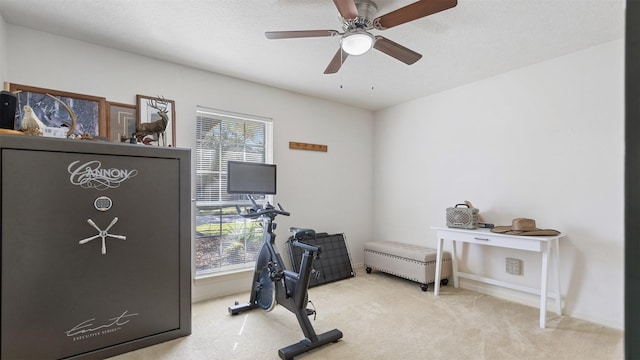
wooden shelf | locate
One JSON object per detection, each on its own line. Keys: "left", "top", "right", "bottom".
{"left": 289, "top": 141, "right": 327, "bottom": 152}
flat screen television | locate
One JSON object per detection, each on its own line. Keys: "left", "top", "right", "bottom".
{"left": 227, "top": 161, "right": 277, "bottom": 195}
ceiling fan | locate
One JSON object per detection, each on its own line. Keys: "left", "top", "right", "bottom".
{"left": 265, "top": 0, "right": 458, "bottom": 74}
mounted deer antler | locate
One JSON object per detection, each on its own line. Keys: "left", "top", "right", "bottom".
{"left": 135, "top": 96, "right": 170, "bottom": 146}
{"left": 45, "top": 93, "right": 77, "bottom": 137}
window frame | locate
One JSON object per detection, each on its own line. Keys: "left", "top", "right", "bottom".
{"left": 194, "top": 107, "right": 273, "bottom": 278}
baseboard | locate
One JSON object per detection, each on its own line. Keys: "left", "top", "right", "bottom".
{"left": 192, "top": 268, "right": 253, "bottom": 303}
{"left": 192, "top": 263, "right": 624, "bottom": 331}
{"left": 459, "top": 278, "right": 624, "bottom": 331}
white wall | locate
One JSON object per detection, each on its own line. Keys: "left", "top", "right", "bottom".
{"left": 373, "top": 39, "right": 624, "bottom": 329}
{"left": 4, "top": 25, "right": 374, "bottom": 302}
{"left": 0, "top": 13, "right": 7, "bottom": 86}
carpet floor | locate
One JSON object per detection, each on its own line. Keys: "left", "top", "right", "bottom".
{"left": 109, "top": 267, "right": 623, "bottom": 360}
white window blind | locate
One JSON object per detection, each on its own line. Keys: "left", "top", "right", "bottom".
{"left": 195, "top": 107, "right": 273, "bottom": 275}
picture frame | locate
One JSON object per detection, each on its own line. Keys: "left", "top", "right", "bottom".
{"left": 107, "top": 102, "right": 136, "bottom": 142}
{"left": 136, "top": 95, "right": 176, "bottom": 147}
{"left": 9, "top": 83, "right": 107, "bottom": 137}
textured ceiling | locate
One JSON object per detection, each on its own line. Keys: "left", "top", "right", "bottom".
{"left": 0, "top": 0, "right": 626, "bottom": 110}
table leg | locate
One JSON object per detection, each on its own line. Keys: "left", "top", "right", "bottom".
{"left": 540, "top": 242, "right": 550, "bottom": 328}
{"left": 434, "top": 236, "right": 443, "bottom": 296}
{"left": 452, "top": 240, "right": 459, "bottom": 288}
{"left": 552, "top": 238, "right": 562, "bottom": 315}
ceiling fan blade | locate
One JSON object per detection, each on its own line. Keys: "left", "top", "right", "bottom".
{"left": 332, "top": 0, "right": 359, "bottom": 20}
{"left": 373, "top": 0, "right": 457, "bottom": 30}
{"left": 373, "top": 36, "right": 422, "bottom": 65}
{"left": 265, "top": 30, "right": 339, "bottom": 39}
{"left": 324, "top": 48, "right": 350, "bottom": 74}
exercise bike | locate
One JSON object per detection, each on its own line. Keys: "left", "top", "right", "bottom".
{"left": 228, "top": 196, "right": 343, "bottom": 360}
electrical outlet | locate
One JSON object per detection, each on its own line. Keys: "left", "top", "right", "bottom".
{"left": 506, "top": 257, "right": 521, "bottom": 275}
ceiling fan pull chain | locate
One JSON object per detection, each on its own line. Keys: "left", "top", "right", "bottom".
{"left": 370, "top": 49, "right": 375, "bottom": 91}
{"left": 340, "top": 49, "right": 344, "bottom": 89}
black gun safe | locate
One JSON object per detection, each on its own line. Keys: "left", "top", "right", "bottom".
{"left": 0, "top": 134, "right": 191, "bottom": 359}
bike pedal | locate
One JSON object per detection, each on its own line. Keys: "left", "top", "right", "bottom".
{"left": 305, "top": 308, "right": 316, "bottom": 316}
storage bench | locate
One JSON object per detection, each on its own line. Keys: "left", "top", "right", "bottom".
{"left": 364, "top": 241, "right": 452, "bottom": 291}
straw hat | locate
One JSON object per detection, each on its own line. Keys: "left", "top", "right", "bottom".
{"left": 490, "top": 218, "right": 560, "bottom": 236}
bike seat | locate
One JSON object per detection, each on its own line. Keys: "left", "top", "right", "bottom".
{"left": 289, "top": 227, "right": 315, "bottom": 240}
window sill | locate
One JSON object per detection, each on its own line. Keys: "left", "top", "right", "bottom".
{"left": 194, "top": 267, "right": 253, "bottom": 286}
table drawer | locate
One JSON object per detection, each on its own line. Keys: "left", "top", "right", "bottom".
{"left": 437, "top": 230, "right": 543, "bottom": 251}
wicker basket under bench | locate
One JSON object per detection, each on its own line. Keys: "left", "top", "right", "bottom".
{"left": 364, "top": 241, "right": 453, "bottom": 291}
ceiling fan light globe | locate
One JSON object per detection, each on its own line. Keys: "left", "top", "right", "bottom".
{"left": 341, "top": 32, "right": 373, "bottom": 56}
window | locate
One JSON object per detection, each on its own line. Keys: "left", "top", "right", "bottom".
{"left": 195, "top": 107, "right": 273, "bottom": 277}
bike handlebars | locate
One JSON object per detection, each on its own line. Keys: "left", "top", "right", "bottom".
{"left": 235, "top": 195, "right": 290, "bottom": 219}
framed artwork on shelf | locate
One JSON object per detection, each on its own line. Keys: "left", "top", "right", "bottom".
{"left": 107, "top": 102, "right": 136, "bottom": 142}
{"left": 136, "top": 95, "right": 176, "bottom": 147}
{"left": 9, "top": 83, "right": 107, "bottom": 137}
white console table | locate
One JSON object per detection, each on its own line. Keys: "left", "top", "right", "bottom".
{"left": 432, "top": 226, "right": 564, "bottom": 328}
